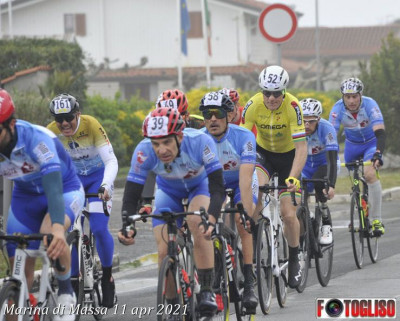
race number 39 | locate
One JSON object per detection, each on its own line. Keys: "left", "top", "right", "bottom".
{"left": 147, "top": 116, "right": 169, "bottom": 137}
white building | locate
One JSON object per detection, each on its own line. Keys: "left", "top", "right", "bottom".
{"left": 0, "top": 0, "right": 304, "bottom": 100}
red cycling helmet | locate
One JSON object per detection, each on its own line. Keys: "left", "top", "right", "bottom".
{"left": 0, "top": 89, "right": 16, "bottom": 123}
{"left": 219, "top": 88, "right": 239, "bottom": 103}
{"left": 142, "top": 107, "right": 186, "bottom": 138}
{"left": 156, "top": 89, "right": 188, "bottom": 114}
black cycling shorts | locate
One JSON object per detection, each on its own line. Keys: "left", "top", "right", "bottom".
{"left": 256, "top": 144, "right": 295, "bottom": 186}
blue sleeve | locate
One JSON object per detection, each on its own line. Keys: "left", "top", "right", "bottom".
{"left": 239, "top": 130, "right": 256, "bottom": 164}
{"left": 200, "top": 134, "right": 222, "bottom": 175}
{"left": 127, "top": 140, "right": 156, "bottom": 185}
{"left": 365, "top": 99, "right": 384, "bottom": 127}
{"left": 329, "top": 102, "right": 342, "bottom": 134}
{"left": 29, "top": 132, "right": 62, "bottom": 175}
{"left": 320, "top": 121, "right": 339, "bottom": 151}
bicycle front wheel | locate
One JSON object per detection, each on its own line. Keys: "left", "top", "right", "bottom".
{"left": 275, "top": 223, "right": 288, "bottom": 307}
{"left": 157, "top": 257, "right": 185, "bottom": 321}
{"left": 315, "top": 207, "right": 333, "bottom": 287}
{"left": 350, "top": 194, "right": 364, "bottom": 269}
{"left": 366, "top": 218, "right": 379, "bottom": 263}
{"left": 256, "top": 220, "right": 273, "bottom": 315}
{"left": 0, "top": 280, "right": 24, "bottom": 321}
{"left": 213, "top": 237, "right": 230, "bottom": 321}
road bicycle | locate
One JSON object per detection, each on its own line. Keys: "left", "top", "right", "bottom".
{"left": 212, "top": 200, "right": 255, "bottom": 321}
{"left": 0, "top": 233, "right": 63, "bottom": 321}
{"left": 295, "top": 178, "right": 334, "bottom": 293}
{"left": 66, "top": 193, "right": 110, "bottom": 321}
{"left": 257, "top": 174, "right": 290, "bottom": 314}
{"left": 123, "top": 207, "right": 208, "bottom": 321}
{"left": 343, "top": 160, "right": 379, "bottom": 269}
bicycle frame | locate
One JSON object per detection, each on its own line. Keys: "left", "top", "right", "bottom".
{"left": 0, "top": 239, "right": 57, "bottom": 321}
{"left": 261, "top": 176, "right": 287, "bottom": 278}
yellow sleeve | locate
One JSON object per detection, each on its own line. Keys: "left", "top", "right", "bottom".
{"left": 241, "top": 97, "right": 256, "bottom": 131}
{"left": 286, "top": 96, "right": 306, "bottom": 143}
{"left": 87, "top": 115, "right": 110, "bottom": 148}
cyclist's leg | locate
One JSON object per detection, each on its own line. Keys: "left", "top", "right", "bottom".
{"left": 6, "top": 192, "right": 46, "bottom": 290}
{"left": 312, "top": 165, "right": 333, "bottom": 244}
{"left": 82, "top": 171, "right": 116, "bottom": 306}
{"left": 152, "top": 188, "right": 184, "bottom": 266}
{"left": 276, "top": 149, "right": 302, "bottom": 288}
{"left": 363, "top": 141, "right": 384, "bottom": 234}
{"left": 186, "top": 183, "right": 217, "bottom": 315}
{"left": 233, "top": 183, "right": 258, "bottom": 309}
{"left": 40, "top": 186, "right": 84, "bottom": 289}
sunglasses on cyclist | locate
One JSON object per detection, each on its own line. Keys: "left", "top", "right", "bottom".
{"left": 55, "top": 113, "right": 76, "bottom": 123}
{"left": 263, "top": 90, "right": 283, "bottom": 98}
{"left": 304, "top": 118, "right": 319, "bottom": 125}
{"left": 202, "top": 109, "right": 227, "bottom": 120}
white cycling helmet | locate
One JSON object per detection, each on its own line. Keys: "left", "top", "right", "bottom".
{"left": 300, "top": 98, "right": 323, "bottom": 117}
{"left": 258, "top": 65, "right": 289, "bottom": 91}
{"left": 340, "top": 77, "right": 364, "bottom": 94}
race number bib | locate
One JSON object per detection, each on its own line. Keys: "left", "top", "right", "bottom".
{"left": 147, "top": 116, "right": 169, "bottom": 137}
{"left": 53, "top": 98, "right": 72, "bottom": 114}
{"left": 342, "top": 82, "right": 358, "bottom": 93}
{"left": 158, "top": 99, "right": 178, "bottom": 109}
{"left": 204, "top": 92, "right": 223, "bottom": 106}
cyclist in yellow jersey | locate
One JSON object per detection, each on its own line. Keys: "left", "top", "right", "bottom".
{"left": 47, "top": 94, "right": 118, "bottom": 308}
{"left": 241, "top": 65, "right": 307, "bottom": 289}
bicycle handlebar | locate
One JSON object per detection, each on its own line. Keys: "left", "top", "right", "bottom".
{"left": 259, "top": 184, "right": 298, "bottom": 206}
{"left": 220, "top": 202, "right": 253, "bottom": 233}
{"left": 85, "top": 193, "right": 110, "bottom": 216}
{"left": 340, "top": 160, "right": 371, "bottom": 167}
{"left": 0, "top": 233, "right": 65, "bottom": 272}
{"left": 121, "top": 207, "right": 210, "bottom": 238}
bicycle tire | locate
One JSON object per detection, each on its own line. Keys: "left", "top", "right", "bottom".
{"left": 0, "top": 280, "right": 25, "bottom": 321}
{"left": 275, "top": 223, "right": 288, "bottom": 307}
{"left": 157, "top": 257, "right": 185, "bottom": 321}
{"left": 366, "top": 218, "right": 379, "bottom": 263}
{"left": 256, "top": 220, "right": 273, "bottom": 315}
{"left": 295, "top": 207, "right": 310, "bottom": 293}
{"left": 213, "top": 238, "right": 230, "bottom": 320}
{"left": 315, "top": 207, "right": 333, "bottom": 287}
{"left": 92, "top": 282, "right": 103, "bottom": 321}
{"left": 350, "top": 193, "right": 364, "bottom": 269}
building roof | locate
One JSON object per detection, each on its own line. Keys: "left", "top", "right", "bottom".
{"left": 218, "top": 0, "right": 267, "bottom": 11}
{"left": 282, "top": 24, "right": 400, "bottom": 60}
{"left": 0, "top": 65, "right": 51, "bottom": 85}
{"left": 90, "top": 60, "right": 306, "bottom": 82}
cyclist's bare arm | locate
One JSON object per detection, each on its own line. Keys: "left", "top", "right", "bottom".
{"left": 287, "top": 140, "right": 307, "bottom": 192}
{"left": 239, "top": 163, "right": 256, "bottom": 217}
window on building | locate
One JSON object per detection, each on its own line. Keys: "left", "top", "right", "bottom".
{"left": 64, "top": 14, "right": 86, "bottom": 36}
{"left": 188, "top": 12, "right": 203, "bottom": 38}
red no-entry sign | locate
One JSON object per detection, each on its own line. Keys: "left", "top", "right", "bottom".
{"left": 259, "top": 4, "right": 298, "bottom": 43}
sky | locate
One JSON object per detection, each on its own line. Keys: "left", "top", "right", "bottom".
{"left": 261, "top": 0, "right": 400, "bottom": 27}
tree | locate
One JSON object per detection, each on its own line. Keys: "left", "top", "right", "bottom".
{"left": 0, "top": 38, "right": 87, "bottom": 101}
{"left": 359, "top": 33, "right": 400, "bottom": 155}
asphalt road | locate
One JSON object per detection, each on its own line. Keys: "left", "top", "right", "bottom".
{"left": 79, "top": 190, "right": 400, "bottom": 321}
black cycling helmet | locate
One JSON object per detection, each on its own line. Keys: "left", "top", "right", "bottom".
{"left": 49, "top": 93, "right": 80, "bottom": 116}
{"left": 199, "top": 92, "right": 235, "bottom": 112}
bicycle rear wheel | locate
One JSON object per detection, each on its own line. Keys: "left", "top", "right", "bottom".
{"left": 157, "top": 257, "right": 185, "bottom": 321}
{"left": 0, "top": 280, "right": 26, "bottom": 321}
{"left": 314, "top": 207, "right": 333, "bottom": 287}
{"left": 295, "top": 207, "right": 310, "bottom": 293}
{"left": 350, "top": 193, "right": 364, "bottom": 269}
{"left": 366, "top": 218, "right": 379, "bottom": 263}
{"left": 275, "top": 223, "right": 288, "bottom": 307}
{"left": 256, "top": 219, "right": 273, "bottom": 315}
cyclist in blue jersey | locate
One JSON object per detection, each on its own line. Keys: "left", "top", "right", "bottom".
{"left": 329, "top": 78, "right": 386, "bottom": 236}
{"left": 47, "top": 94, "right": 118, "bottom": 307}
{"left": 300, "top": 98, "right": 339, "bottom": 245}
{"left": 117, "top": 107, "right": 225, "bottom": 317}
{"left": 199, "top": 91, "right": 258, "bottom": 310}
{"left": 0, "top": 89, "right": 84, "bottom": 321}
